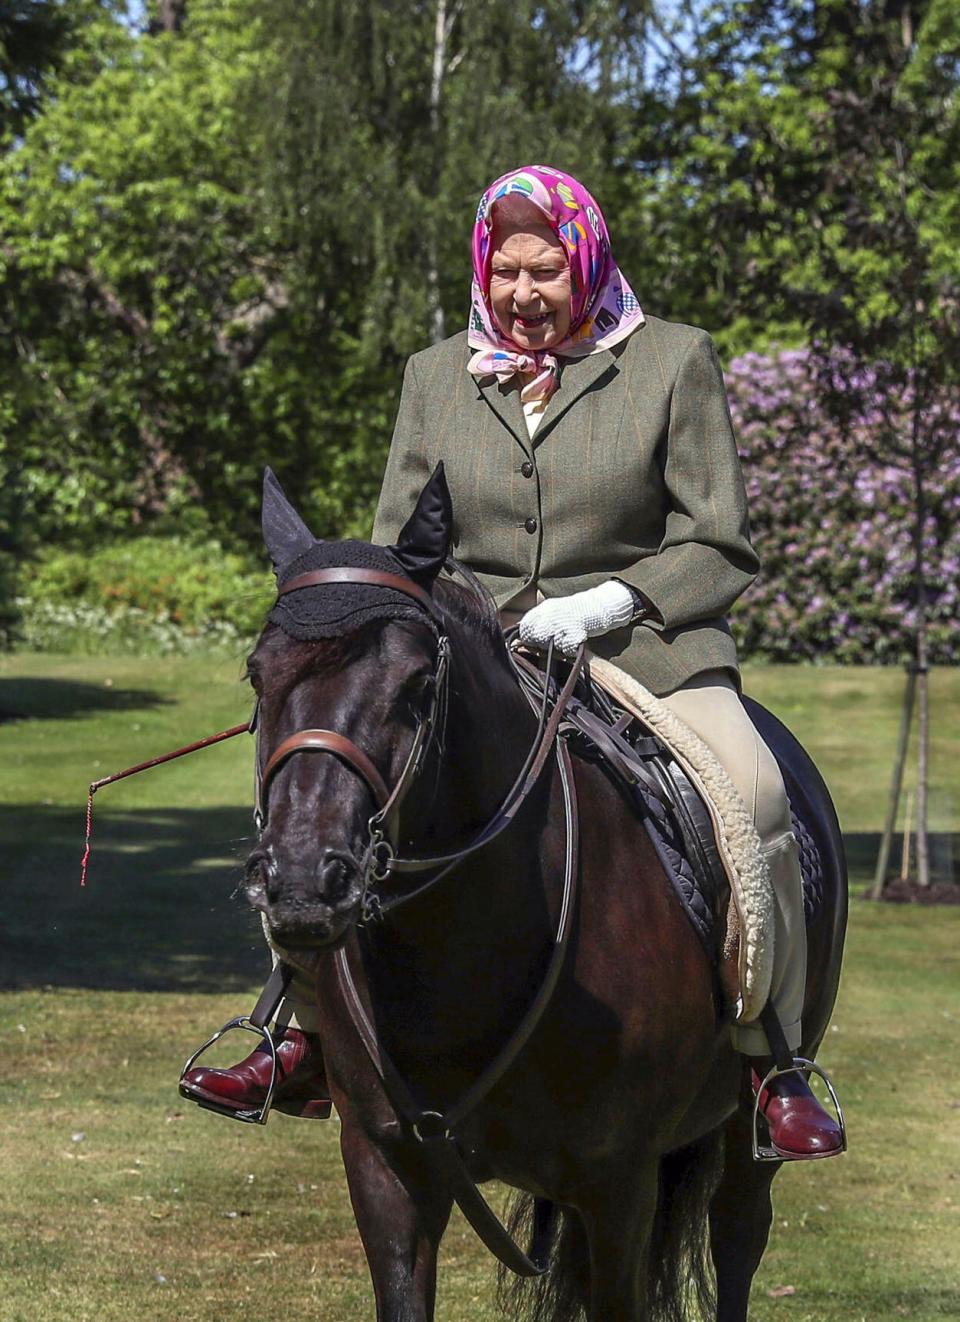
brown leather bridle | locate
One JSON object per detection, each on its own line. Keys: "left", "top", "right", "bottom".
{"left": 252, "top": 566, "right": 583, "bottom": 921}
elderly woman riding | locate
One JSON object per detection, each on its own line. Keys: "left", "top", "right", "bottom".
{"left": 182, "top": 165, "right": 844, "bottom": 1162}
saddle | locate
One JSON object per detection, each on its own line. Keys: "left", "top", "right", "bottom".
{"left": 510, "top": 645, "right": 828, "bottom": 1023}
{"left": 511, "top": 648, "right": 729, "bottom": 954}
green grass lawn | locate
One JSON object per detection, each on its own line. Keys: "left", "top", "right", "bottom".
{"left": 1, "top": 653, "right": 958, "bottom": 1320}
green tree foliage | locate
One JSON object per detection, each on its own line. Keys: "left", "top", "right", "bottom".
{"left": 1, "top": 1, "right": 287, "bottom": 557}
{"left": 622, "top": 0, "right": 960, "bottom": 357}
{"left": 2, "top": 0, "right": 959, "bottom": 678}
{"left": 0, "top": 0, "right": 104, "bottom": 642}
{"left": 0, "top": 0, "right": 649, "bottom": 561}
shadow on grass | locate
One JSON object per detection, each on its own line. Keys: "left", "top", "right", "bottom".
{"left": 0, "top": 677, "right": 170, "bottom": 723}
{"left": 3, "top": 811, "right": 956, "bottom": 995}
{"left": 1, "top": 805, "right": 267, "bottom": 992}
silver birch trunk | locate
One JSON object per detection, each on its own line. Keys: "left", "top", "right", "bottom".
{"left": 912, "top": 446, "right": 931, "bottom": 887}
{"left": 915, "top": 607, "right": 931, "bottom": 887}
{"left": 871, "top": 665, "right": 916, "bottom": 898}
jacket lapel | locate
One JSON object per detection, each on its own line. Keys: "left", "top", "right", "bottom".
{"left": 532, "top": 348, "right": 619, "bottom": 447}
{"left": 474, "top": 377, "right": 532, "bottom": 458}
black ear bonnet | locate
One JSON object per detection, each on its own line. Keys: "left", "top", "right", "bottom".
{"left": 262, "top": 462, "right": 452, "bottom": 641}
{"left": 391, "top": 461, "right": 453, "bottom": 583}
{"left": 268, "top": 540, "right": 437, "bottom": 641}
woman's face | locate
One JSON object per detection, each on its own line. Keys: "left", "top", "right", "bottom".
{"left": 489, "top": 220, "right": 571, "bottom": 351}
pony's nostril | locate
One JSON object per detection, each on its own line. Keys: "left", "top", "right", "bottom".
{"left": 244, "top": 849, "right": 274, "bottom": 901}
{"left": 246, "top": 846, "right": 359, "bottom": 922}
{"left": 319, "top": 852, "right": 357, "bottom": 905}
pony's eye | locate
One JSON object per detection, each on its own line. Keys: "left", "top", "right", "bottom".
{"left": 404, "top": 673, "right": 434, "bottom": 714}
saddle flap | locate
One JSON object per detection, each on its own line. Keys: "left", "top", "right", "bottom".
{"left": 579, "top": 656, "right": 778, "bottom": 1024}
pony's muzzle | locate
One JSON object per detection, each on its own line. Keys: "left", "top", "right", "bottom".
{"left": 244, "top": 845, "right": 364, "bottom": 947}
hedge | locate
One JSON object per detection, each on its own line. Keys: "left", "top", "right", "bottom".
{"left": 18, "top": 537, "right": 273, "bottom": 656}
{"left": 15, "top": 349, "right": 960, "bottom": 663}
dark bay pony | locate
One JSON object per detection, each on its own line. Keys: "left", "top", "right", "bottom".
{"left": 244, "top": 466, "right": 847, "bottom": 1321}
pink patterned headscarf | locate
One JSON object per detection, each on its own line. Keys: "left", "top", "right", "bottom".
{"left": 467, "top": 165, "right": 644, "bottom": 402}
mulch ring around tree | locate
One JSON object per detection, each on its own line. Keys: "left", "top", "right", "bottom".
{"left": 871, "top": 879, "right": 960, "bottom": 905}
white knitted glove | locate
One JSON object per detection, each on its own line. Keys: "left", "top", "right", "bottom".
{"left": 518, "top": 581, "right": 638, "bottom": 657}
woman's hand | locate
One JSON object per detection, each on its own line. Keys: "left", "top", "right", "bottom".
{"left": 518, "top": 581, "right": 640, "bottom": 656}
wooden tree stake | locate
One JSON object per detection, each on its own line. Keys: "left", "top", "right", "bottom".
{"left": 871, "top": 665, "right": 917, "bottom": 899}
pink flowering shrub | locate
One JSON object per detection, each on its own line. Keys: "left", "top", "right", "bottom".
{"left": 726, "top": 349, "right": 960, "bottom": 665}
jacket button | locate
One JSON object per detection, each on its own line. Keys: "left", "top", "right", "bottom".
{"left": 521, "top": 460, "right": 534, "bottom": 478}
{"left": 524, "top": 517, "right": 538, "bottom": 534}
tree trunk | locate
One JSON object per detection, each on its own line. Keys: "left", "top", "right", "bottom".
{"left": 150, "top": 1, "right": 187, "bottom": 34}
{"left": 915, "top": 621, "right": 931, "bottom": 886}
{"left": 912, "top": 446, "right": 931, "bottom": 887}
{"left": 871, "top": 664, "right": 917, "bottom": 898}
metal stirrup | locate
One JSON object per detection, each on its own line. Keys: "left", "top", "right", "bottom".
{"left": 751, "top": 1003, "right": 847, "bottom": 1162}
{"left": 178, "top": 964, "right": 292, "bottom": 1126}
{"left": 751, "top": 1058, "right": 848, "bottom": 1163}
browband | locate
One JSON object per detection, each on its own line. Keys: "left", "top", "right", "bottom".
{"left": 276, "top": 567, "right": 444, "bottom": 624}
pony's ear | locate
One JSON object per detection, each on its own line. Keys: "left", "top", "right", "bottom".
{"left": 390, "top": 462, "right": 452, "bottom": 587}
{"left": 261, "top": 466, "right": 318, "bottom": 575}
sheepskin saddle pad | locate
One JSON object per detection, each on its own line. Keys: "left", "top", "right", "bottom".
{"left": 581, "top": 657, "right": 823, "bottom": 1026}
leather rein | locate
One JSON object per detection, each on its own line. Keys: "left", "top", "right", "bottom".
{"left": 257, "top": 567, "right": 585, "bottom": 1276}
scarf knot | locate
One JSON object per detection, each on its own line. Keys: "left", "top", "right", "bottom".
{"left": 467, "top": 348, "right": 560, "bottom": 401}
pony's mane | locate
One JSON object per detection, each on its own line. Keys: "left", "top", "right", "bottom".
{"left": 434, "top": 558, "right": 505, "bottom": 651}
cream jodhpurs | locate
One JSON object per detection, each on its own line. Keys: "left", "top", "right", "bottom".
{"left": 659, "top": 670, "right": 805, "bottom": 1054}
{"left": 268, "top": 651, "right": 805, "bottom": 1055}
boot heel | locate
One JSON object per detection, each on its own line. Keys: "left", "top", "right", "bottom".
{"left": 275, "top": 1096, "right": 334, "bottom": 1120}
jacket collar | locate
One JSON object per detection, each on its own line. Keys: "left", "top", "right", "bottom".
{"left": 474, "top": 346, "right": 620, "bottom": 453}
{"left": 531, "top": 348, "right": 619, "bottom": 446}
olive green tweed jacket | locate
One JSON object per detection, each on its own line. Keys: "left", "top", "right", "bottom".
{"left": 371, "top": 315, "right": 759, "bottom": 697}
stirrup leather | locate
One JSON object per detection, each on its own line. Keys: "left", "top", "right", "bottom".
{"left": 751, "top": 1057, "right": 848, "bottom": 1163}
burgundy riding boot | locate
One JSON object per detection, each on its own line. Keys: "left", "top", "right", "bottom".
{"left": 180, "top": 1027, "right": 332, "bottom": 1120}
{"left": 752, "top": 1064, "right": 844, "bottom": 1160}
